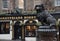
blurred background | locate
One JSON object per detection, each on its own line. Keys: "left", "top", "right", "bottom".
{"left": 0, "top": 0, "right": 59, "bottom": 41}
{"left": 0, "top": 0, "right": 60, "bottom": 13}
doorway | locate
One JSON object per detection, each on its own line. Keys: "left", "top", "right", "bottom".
{"left": 14, "top": 21, "right": 22, "bottom": 39}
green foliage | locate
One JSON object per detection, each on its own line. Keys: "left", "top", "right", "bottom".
{"left": 22, "top": 10, "right": 37, "bottom": 14}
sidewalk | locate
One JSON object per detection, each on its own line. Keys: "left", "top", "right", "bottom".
{"left": 0, "top": 40, "right": 21, "bottom": 41}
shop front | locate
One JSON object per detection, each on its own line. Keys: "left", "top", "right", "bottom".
{"left": 24, "top": 20, "right": 37, "bottom": 41}
{"left": 0, "top": 14, "right": 37, "bottom": 40}
{"left": 0, "top": 20, "right": 23, "bottom": 40}
{"left": 0, "top": 20, "right": 12, "bottom": 40}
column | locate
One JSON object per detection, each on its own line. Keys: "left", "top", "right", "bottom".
{"left": 21, "top": 20, "right": 25, "bottom": 41}
{"left": 10, "top": 20, "right": 14, "bottom": 39}
{"left": 10, "top": 20, "right": 13, "bottom": 39}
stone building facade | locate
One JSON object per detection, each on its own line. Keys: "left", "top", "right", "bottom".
{"left": 0, "top": 0, "right": 24, "bottom": 13}
{"left": 24, "top": 0, "right": 60, "bottom": 12}
{"left": 0, "top": 0, "right": 60, "bottom": 13}
{"left": 0, "top": 0, "right": 15, "bottom": 13}
{"left": 24, "top": 0, "right": 42, "bottom": 11}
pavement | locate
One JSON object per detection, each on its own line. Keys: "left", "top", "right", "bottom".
{"left": 0, "top": 40, "right": 21, "bottom": 41}
{"left": 0, "top": 37, "right": 36, "bottom": 41}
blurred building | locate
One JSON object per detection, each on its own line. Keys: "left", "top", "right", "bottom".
{"left": 24, "top": 0, "right": 42, "bottom": 11}
{"left": 0, "top": 0, "right": 15, "bottom": 13}
{"left": 15, "top": 0, "right": 24, "bottom": 9}
{"left": 0, "top": 0, "right": 24, "bottom": 13}
{"left": 42, "top": 0, "right": 60, "bottom": 13}
{"left": 24, "top": 0, "right": 60, "bottom": 12}
{"left": 0, "top": 0, "right": 60, "bottom": 13}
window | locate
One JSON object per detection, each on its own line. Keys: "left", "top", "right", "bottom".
{"left": 25, "top": 26, "right": 37, "bottom": 37}
{"left": 2, "top": 0, "right": 8, "bottom": 8}
{"left": 55, "top": 0, "right": 60, "bottom": 6}
{"left": 0, "top": 22, "right": 10, "bottom": 34}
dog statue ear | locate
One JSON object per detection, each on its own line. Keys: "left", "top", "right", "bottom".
{"left": 35, "top": 4, "right": 45, "bottom": 13}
